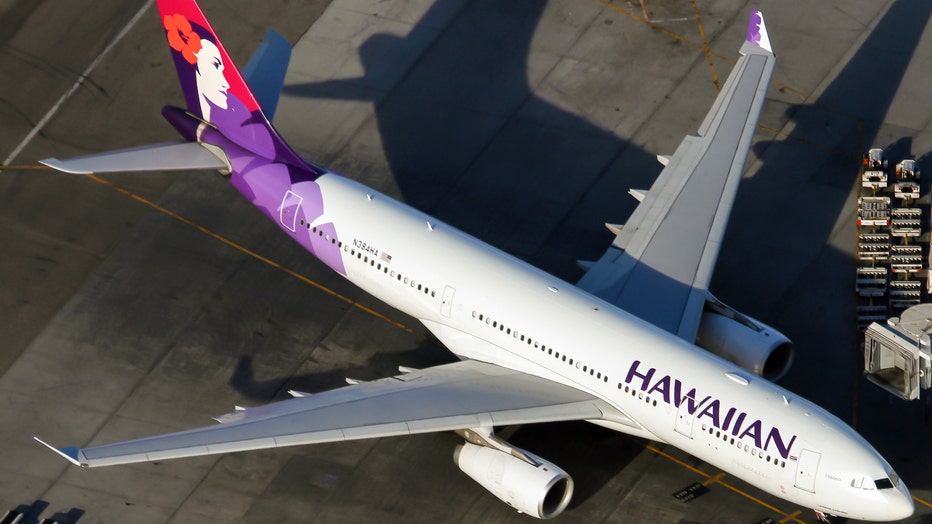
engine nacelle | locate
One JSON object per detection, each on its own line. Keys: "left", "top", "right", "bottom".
{"left": 695, "top": 309, "right": 794, "bottom": 381}
{"left": 454, "top": 442, "right": 572, "bottom": 519}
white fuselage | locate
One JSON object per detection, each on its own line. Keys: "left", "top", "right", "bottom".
{"left": 273, "top": 171, "right": 912, "bottom": 521}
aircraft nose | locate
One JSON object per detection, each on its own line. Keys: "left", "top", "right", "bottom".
{"left": 889, "top": 482, "right": 915, "bottom": 520}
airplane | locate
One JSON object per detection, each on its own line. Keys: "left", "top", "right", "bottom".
{"left": 34, "top": 0, "right": 914, "bottom": 521}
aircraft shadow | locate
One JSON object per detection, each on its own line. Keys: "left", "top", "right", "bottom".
{"left": 282, "top": 0, "right": 659, "bottom": 278}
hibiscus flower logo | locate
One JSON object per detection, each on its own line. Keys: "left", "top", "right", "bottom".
{"left": 163, "top": 13, "right": 201, "bottom": 65}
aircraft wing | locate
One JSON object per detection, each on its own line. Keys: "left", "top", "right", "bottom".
{"left": 36, "top": 360, "right": 633, "bottom": 467}
{"left": 577, "top": 11, "right": 775, "bottom": 343}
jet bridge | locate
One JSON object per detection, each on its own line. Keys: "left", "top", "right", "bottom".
{"left": 864, "top": 304, "right": 932, "bottom": 400}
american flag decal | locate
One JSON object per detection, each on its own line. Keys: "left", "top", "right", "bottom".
{"left": 381, "top": 252, "right": 392, "bottom": 263}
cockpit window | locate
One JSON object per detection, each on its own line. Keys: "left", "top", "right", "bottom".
{"left": 874, "top": 478, "right": 894, "bottom": 490}
{"left": 873, "top": 470, "right": 901, "bottom": 490}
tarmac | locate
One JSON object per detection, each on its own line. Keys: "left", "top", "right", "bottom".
{"left": 1, "top": 0, "right": 931, "bottom": 522}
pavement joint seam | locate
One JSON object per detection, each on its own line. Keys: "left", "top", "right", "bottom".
{"left": 1, "top": 0, "right": 154, "bottom": 167}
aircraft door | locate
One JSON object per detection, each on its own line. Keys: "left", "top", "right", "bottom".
{"left": 280, "top": 190, "right": 302, "bottom": 232}
{"left": 441, "top": 285, "right": 455, "bottom": 318}
{"left": 794, "top": 449, "right": 821, "bottom": 493}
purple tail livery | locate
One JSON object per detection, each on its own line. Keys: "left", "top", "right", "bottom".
{"left": 41, "top": 0, "right": 345, "bottom": 274}
{"left": 157, "top": 0, "right": 312, "bottom": 170}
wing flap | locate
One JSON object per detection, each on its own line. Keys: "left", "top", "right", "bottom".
{"left": 38, "top": 361, "right": 629, "bottom": 467}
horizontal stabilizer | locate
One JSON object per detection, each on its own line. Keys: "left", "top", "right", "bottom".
{"left": 40, "top": 142, "right": 231, "bottom": 174}
{"left": 242, "top": 29, "right": 292, "bottom": 121}
{"left": 33, "top": 437, "right": 82, "bottom": 467}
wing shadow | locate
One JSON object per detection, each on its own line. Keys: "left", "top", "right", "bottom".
{"left": 281, "top": 0, "right": 660, "bottom": 277}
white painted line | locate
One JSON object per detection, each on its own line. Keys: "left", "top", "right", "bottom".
{"left": 2, "top": 0, "right": 154, "bottom": 167}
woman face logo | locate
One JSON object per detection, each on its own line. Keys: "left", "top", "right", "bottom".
{"left": 195, "top": 39, "right": 230, "bottom": 117}
{"left": 164, "top": 14, "right": 230, "bottom": 121}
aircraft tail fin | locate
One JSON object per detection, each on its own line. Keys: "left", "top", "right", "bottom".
{"left": 156, "top": 0, "right": 314, "bottom": 171}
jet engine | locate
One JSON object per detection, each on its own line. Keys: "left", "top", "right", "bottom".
{"left": 454, "top": 442, "right": 573, "bottom": 519}
{"left": 695, "top": 299, "right": 794, "bottom": 381}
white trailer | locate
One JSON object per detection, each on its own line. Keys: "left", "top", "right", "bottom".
{"left": 862, "top": 148, "right": 889, "bottom": 189}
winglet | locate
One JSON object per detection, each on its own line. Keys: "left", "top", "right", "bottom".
{"left": 746, "top": 10, "right": 772, "bottom": 53}
{"left": 34, "top": 436, "right": 83, "bottom": 467}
